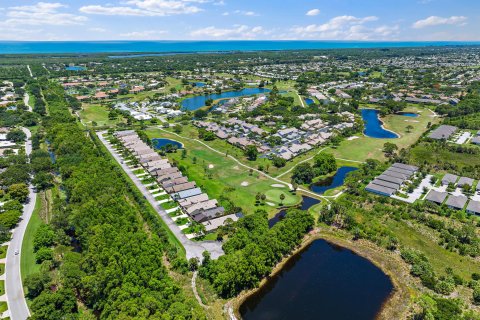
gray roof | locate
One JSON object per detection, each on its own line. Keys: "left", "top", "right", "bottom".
{"left": 445, "top": 195, "right": 468, "bottom": 209}
{"left": 442, "top": 173, "right": 459, "bottom": 185}
{"left": 466, "top": 200, "right": 480, "bottom": 214}
{"left": 172, "top": 187, "right": 202, "bottom": 200}
{"left": 388, "top": 166, "right": 415, "bottom": 177}
{"left": 202, "top": 213, "right": 239, "bottom": 232}
{"left": 392, "top": 163, "right": 419, "bottom": 172}
{"left": 383, "top": 169, "right": 409, "bottom": 180}
{"left": 365, "top": 182, "right": 396, "bottom": 196}
{"left": 457, "top": 177, "right": 474, "bottom": 187}
{"left": 428, "top": 125, "right": 457, "bottom": 140}
{"left": 371, "top": 179, "right": 400, "bottom": 190}
{"left": 377, "top": 174, "right": 404, "bottom": 185}
{"left": 425, "top": 190, "right": 447, "bottom": 204}
{"left": 471, "top": 136, "right": 480, "bottom": 145}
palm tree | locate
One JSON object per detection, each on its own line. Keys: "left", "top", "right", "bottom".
{"left": 279, "top": 193, "right": 285, "bottom": 205}
{"left": 406, "top": 125, "right": 414, "bottom": 133}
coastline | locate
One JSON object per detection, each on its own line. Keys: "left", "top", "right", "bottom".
{"left": 231, "top": 228, "right": 412, "bottom": 320}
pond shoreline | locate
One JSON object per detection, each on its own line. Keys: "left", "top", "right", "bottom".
{"left": 361, "top": 108, "right": 400, "bottom": 139}
{"left": 231, "top": 228, "right": 411, "bottom": 320}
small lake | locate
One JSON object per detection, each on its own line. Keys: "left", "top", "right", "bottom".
{"left": 240, "top": 239, "right": 393, "bottom": 320}
{"left": 65, "top": 66, "right": 86, "bottom": 71}
{"left": 193, "top": 82, "right": 206, "bottom": 87}
{"left": 396, "top": 112, "right": 418, "bottom": 117}
{"left": 304, "top": 98, "right": 314, "bottom": 105}
{"left": 152, "top": 138, "right": 183, "bottom": 149}
{"left": 181, "top": 87, "right": 270, "bottom": 111}
{"left": 311, "top": 166, "right": 358, "bottom": 194}
{"left": 268, "top": 196, "right": 320, "bottom": 228}
{"left": 361, "top": 109, "right": 398, "bottom": 139}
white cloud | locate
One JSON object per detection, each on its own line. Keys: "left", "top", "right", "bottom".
{"left": 292, "top": 15, "right": 380, "bottom": 39}
{"left": 412, "top": 16, "right": 467, "bottom": 29}
{"left": 222, "top": 10, "right": 258, "bottom": 16}
{"left": 5, "top": 2, "right": 87, "bottom": 26}
{"left": 89, "top": 27, "right": 107, "bottom": 33}
{"left": 234, "top": 10, "right": 258, "bottom": 16}
{"left": 80, "top": 0, "right": 203, "bottom": 16}
{"left": 290, "top": 16, "right": 400, "bottom": 40}
{"left": 119, "top": 30, "right": 168, "bottom": 39}
{"left": 190, "top": 25, "right": 267, "bottom": 39}
{"left": 306, "top": 9, "right": 320, "bottom": 16}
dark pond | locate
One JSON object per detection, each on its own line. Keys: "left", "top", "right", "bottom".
{"left": 180, "top": 87, "right": 271, "bottom": 111}
{"left": 152, "top": 138, "right": 183, "bottom": 149}
{"left": 240, "top": 239, "right": 393, "bottom": 320}
{"left": 361, "top": 109, "right": 398, "bottom": 139}
{"left": 310, "top": 166, "right": 358, "bottom": 194}
{"left": 268, "top": 196, "right": 320, "bottom": 228}
{"left": 396, "top": 112, "right": 418, "bottom": 117}
{"left": 304, "top": 98, "right": 314, "bottom": 105}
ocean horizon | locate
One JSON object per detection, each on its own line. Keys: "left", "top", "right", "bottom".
{"left": 0, "top": 40, "right": 479, "bottom": 55}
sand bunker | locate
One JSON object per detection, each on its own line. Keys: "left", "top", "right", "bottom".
{"left": 347, "top": 136, "right": 359, "bottom": 141}
{"left": 271, "top": 184, "right": 285, "bottom": 188}
{"left": 266, "top": 202, "right": 275, "bottom": 206}
{"left": 208, "top": 164, "right": 214, "bottom": 169}
{"left": 241, "top": 181, "right": 249, "bottom": 187}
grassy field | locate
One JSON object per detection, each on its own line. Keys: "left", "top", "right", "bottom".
{"left": 79, "top": 103, "right": 125, "bottom": 127}
{"left": 331, "top": 106, "right": 438, "bottom": 162}
{"left": 386, "top": 218, "right": 480, "bottom": 279}
{"left": 145, "top": 127, "right": 302, "bottom": 215}
{"left": 410, "top": 141, "right": 480, "bottom": 170}
{"left": 21, "top": 192, "right": 43, "bottom": 282}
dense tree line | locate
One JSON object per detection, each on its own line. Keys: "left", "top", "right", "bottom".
{"left": 27, "top": 81, "right": 204, "bottom": 319}
{"left": 199, "top": 209, "right": 314, "bottom": 298}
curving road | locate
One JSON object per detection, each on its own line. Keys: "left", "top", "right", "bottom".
{"left": 5, "top": 128, "right": 36, "bottom": 320}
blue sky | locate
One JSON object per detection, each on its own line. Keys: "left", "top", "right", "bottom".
{"left": 0, "top": 0, "right": 476, "bottom": 41}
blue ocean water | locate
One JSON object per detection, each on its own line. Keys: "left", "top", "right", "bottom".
{"left": 0, "top": 41, "right": 478, "bottom": 54}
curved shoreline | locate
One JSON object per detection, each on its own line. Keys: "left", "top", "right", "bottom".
{"left": 152, "top": 137, "right": 185, "bottom": 149}
{"left": 361, "top": 108, "right": 401, "bottom": 139}
{"left": 231, "top": 229, "right": 411, "bottom": 320}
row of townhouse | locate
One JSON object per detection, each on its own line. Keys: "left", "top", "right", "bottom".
{"left": 114, "top": 130, "right": 239, "bottom": 232}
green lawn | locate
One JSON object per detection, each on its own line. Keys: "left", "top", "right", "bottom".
{"left": 0, "top": 301, "right": 7, "bottom": 313}
{"left": 0, "top": 280, "right": 5, "bottom": 296}
{"left": 331, "top": 106, "right": 439, "bottom": 162}
{"left": 21, "top": 193, "right": 43, "bottom": 282}
{"left": 0, "top": 246, "right": 7, "bottom": 259}
{"left": 265, "top": 189, "right": 298, "bottom": 206}
{"left": 145, "top": 127, "right": 302, "bottom": 215}
{"left": 161, "top": 202, "right": 178, "bottom": 210}
{"left": 79, "top": 104, "right": 124, "bottom": 127}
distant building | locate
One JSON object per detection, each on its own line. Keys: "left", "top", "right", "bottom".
{"left": 428, "top": 125, "right": 457, "bottom": 140}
